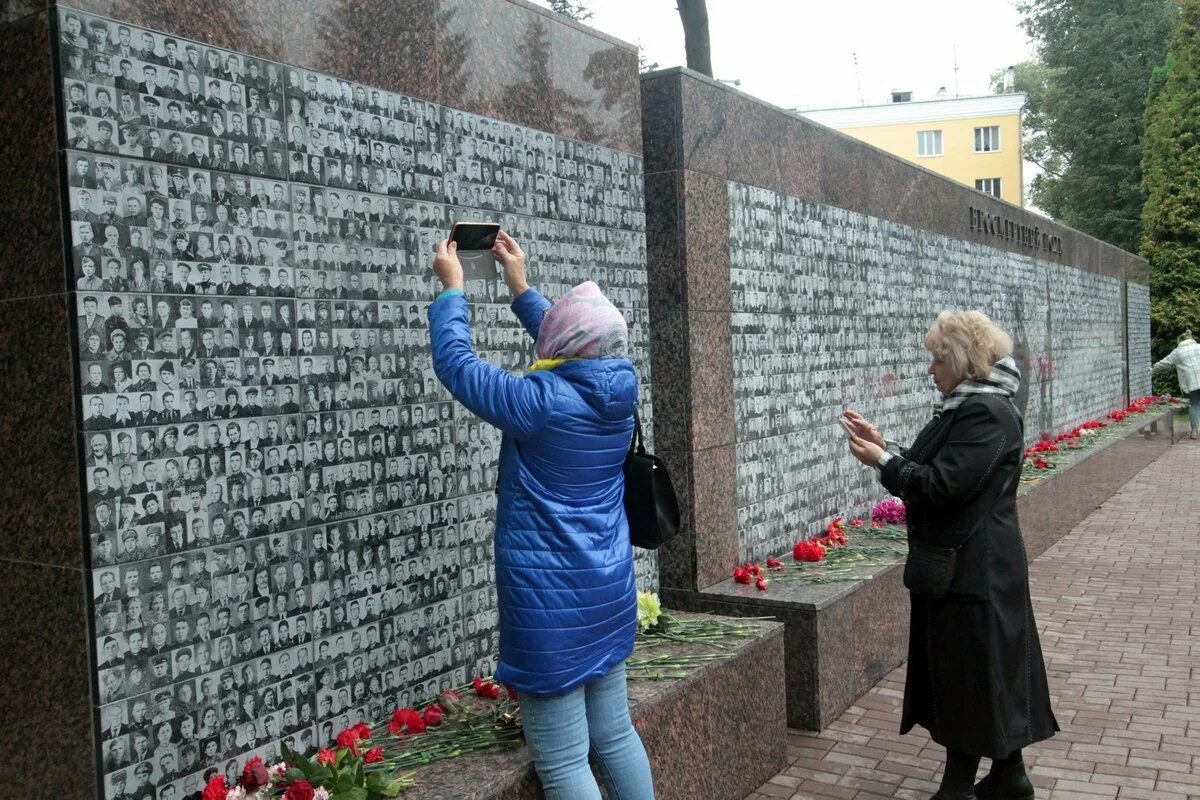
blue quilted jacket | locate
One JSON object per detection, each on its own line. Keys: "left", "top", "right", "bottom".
{"left": 428, "top": 288, "right": 638, "bottom": 696}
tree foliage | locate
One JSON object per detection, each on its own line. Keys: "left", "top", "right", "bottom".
{"left": 1015, "top": 0, "right": 1175, "bottom": 251}
{"left": 1142, "top": 0, "right": 1200, "bottom": 380}
{"left": 547, "top": 0, "right": 593, "bottom": 22}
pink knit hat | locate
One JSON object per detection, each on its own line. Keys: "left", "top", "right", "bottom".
{"left": 535, "top": 281, "right": 629, "bottom": 360}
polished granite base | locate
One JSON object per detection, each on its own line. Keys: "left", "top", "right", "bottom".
{"left": 663, "top": 408, "right": 1177, "bottom": 732}
{"left": 403, "top": 614, "right": 786, "bottom": 800}
{"left": 1017, "top": 407, "right": 1175, "bottom": 559}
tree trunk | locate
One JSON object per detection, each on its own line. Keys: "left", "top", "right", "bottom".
{"left": 677, "top": 0, "right": 713, "bottom": 76}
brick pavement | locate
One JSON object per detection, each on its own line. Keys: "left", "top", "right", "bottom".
{"left": 745, "top": 441, "right": 1200, "bottom": 800}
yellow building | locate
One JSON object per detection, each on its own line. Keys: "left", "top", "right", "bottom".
{"left": 800, "top": 93, "right": 1027, "bottom": 207}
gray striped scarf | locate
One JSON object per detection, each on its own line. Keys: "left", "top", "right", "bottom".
{"left": 936, "top": 355, "right": 1021, "bottom": 416}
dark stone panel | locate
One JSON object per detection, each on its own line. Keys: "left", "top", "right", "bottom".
{"left": 628, "top": 671, "right": 716, "bottom": 800}
{"left": 639, "top": 71, "right": 679, "bottom": 174}
{"left": 402, "top": 618, "right": 785, "bottom": 800}
{"left": 725, "top": 92, "right": 791, "bottom": 197}
{"left": 690, "top": 443, "right": 737, "bottom": 589}
{"left": 655, "top": 448, "right": 695, "bottom": 591}
{"left": 548, "top": 19, "right": 640, "bottom": 154}
{"left": 645, "top": 303, "right": 689, "bottom": 455}
{"left": 0, "top": 12, "right": 67, "bottom": 299}
{"left": 659, "top": 68, "right": 1139, "bottom": 276}
{"left": 817, "top": 564, "right": 908, "bottom": 729}
{"left": 281, "top": 0, "right": 439, "bottom": 103}
{"left": 644, "top": 170, "right": 684, "bottom": 314}
{"left": 687, "top": 310, "right": 733, "bottom": 451}
{"left": 681, "top": 169, "right": 731, "bottom": 313}
{"left": 677, "top": 69, "right": 729, "bottom": 177}
{"left": 0, "top": 561, "right": 96, "bottom": 800}
{"left": 2, "top": 0, "right": 43, "bottom": 24}
{"left": 58, "top": 0, "right": 285, "bottom": 61}
{"left": 706, "top": 630, "right": 788, "bottom": 800}
{"left": 436, "top": 0, "right": 553, "bottom": 134}
{"left": 0, "top": 294, "right": 83, "bottom": 567}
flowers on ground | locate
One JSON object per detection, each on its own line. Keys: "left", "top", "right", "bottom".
{"left": 636, "top": 590, "right": 663, "bottom": 632}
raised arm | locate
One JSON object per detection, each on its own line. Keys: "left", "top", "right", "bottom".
{"left": 879, "top": 397, "right": 1021, "bottom": 508}
{"left": 492, "top": 230, "right": 547, "bottom": 340}
{"left": 429, "top": 292, "right": 555, "bottom": 438}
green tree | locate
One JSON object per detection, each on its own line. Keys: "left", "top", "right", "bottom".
{"left": 1015, "top": 0, "right": 1175, "bottom": 251}
{"left": 547, "top": 0, "right": 593, "bottom": 22}
{"left": 1142, "top": 0, "right": 1200, "bottom": 389}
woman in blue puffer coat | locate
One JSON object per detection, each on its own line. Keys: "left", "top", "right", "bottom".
{"left": 428, "top": 231, "right": 655, "bottom": 800}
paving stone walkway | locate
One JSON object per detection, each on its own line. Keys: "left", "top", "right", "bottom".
{"left": 746, "top": 440, "right": 1200, "bottom": 800}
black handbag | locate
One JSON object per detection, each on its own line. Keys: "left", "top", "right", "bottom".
{"left": 623, "top": 411, "right": 681, "bottom": 550}
{"left": 903, "top": 539, "right": 968, "bottom": 598}
{"left": 902, "top": 458, "right": 1018, "bottom": 598}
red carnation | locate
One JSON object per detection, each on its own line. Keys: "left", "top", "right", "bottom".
{"left": 353, "top": 722, "right": 372, "bottom": 740}
{"left": 755, "top": 575, "right": 768, "bottom": 591}
{"left": 422, "top": 704, "right": 445, "bottom": 726}
{"left": 388, "top": 707, "right": 425, "bottom": 735}
{"left": 316, "top": 748, "right": 336, "bottom": 766}
{"left": 473, "top": 676, "right": 501, "bottom": 699}
{"left": 364, "top": 746, "right": 384, "bottom": 764}
{"left": 335, "top": 727, "right": 362, "bottom": 754}
{"left": 765, "top": 556, "right": 782, "bottom": 569}
{"left": 240, "top": 756, "right": 270, "bottom": 792}
{"left": 793, "top": 540, "right": 825, "bottom": 562}
{"left": 850, "top": 518, "right": 864, "bottom": 528}
{"left": 747, "top": 562, "right": 761, "bottom": 576}
{"left": 732, "top": 566, "right": 750, "bottom": 584}
{"left": 283, "top": 780, "right": 315, "bottom": 800}
{"left": 506, "top": 685, "right": 520, "bottom": 702}
{"left": 202, "top": 777, "right": 228, "bottom": 800}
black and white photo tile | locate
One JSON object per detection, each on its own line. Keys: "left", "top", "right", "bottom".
{"left": 1127, "top": 283, "right": 1152, "bottom": 398}
{"left": 62, "top": 9, "right": 653, "bottom": 800}
{"left": 727, "top": 181, "right": 1126, "bottom": 563}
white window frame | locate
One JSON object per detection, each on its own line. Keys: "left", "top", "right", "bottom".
{"left": 974, "top": 125, "right": 1001, "bottom": 153}
{"left": 917, "top": 129, "right": 943, "bottom": 157}
{"left": 975, "top": 178, "right": 1002, "bottom": 198}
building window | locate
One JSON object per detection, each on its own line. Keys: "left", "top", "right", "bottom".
{"left": 975, "top": 125, "right": 1001, "bottom": 152}
{"left": 917, "top": 130, "right": 943, "bottom": 157}
{"left": 975, "top": 178, "right": 1002, "bottom": 197}
{"left": 891, "top": 91, "right": 912, "bottom": 103}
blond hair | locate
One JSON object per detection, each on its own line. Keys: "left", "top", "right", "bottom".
{"left": 924, "top": 310, "right": 1013, "bottom": 383}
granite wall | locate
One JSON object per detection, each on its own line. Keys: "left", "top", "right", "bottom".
{"left": 1, "top": 3, "right": 651, "bottom": 799}
{"left": 641, "top": 68, "right": 1154, "bottom": 581}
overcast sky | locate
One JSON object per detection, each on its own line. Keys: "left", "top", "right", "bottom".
{"left": 550, "top": 0, "right": 1034, "bottom": 109}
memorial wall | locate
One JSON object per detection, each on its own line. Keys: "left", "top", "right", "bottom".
{"left": 49, "top": 4, "right": 651, "bottom": 798}
{"left": 728, "top": 184, "right": 1127, "bottom": 562}
{"left": 639, "top": 68, "right": 1152, "bottom": 586}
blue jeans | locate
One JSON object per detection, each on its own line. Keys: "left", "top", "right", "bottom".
{"left": 518, "top": 662, "right": 654, "bottom": 800}
{"left": 1189, "top": 390, "right": 1200, "bottom": 430}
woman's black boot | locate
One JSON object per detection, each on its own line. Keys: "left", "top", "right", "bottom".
{"left": 974, "top": 751, "right": 1035, "bottom": 800}
{"left": 930, "top": 749, "right": 982, "bottom": 800}
{"left": 929, "top": 789, "right": 976, "bottom": 800}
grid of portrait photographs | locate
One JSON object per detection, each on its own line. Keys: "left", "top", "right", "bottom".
{"left": 727, "top": 181, "right": 1128, "bottom": 563}
{"left": 61, "top": 10, "right": 654, "bottom": 800}
{"left": 1127, "top": 284, "right": 1153, "bottom": 398}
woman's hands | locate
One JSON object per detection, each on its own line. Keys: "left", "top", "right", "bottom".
{"left": 433, "top": 240, "right": 464, "bottom": 291}
{"left": 492, "top": 230, "right": 529, "bottom": 297}
{"left": 842, "top": 410, "right": 885, "bottom": 447}
{"left": 843, "top": 410, "right": 885, "bottom": 467}
{"left": 848, "top": 435, "right": 885, "bottom": 467}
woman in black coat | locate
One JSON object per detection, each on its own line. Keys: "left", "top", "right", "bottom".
{"left": 844, "top": 310, "right": 1058, "bottom": 800}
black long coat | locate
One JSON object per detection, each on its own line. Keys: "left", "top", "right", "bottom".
{"left": 879, "top": 394, "right": 1058, "bottom": 758}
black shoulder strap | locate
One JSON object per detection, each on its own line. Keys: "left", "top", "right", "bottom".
{"left": 629, "top": 409, "right": 646, "bottom": 457}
